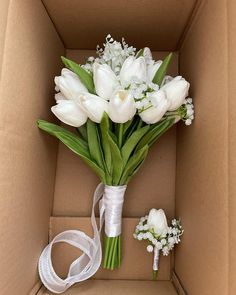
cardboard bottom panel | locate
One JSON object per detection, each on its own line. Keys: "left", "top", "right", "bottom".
{"left": 41, "top": 280, "right": 178, "bottom": 295}
{"left": 50, "top": 217, "right": 172, "bottom": 280}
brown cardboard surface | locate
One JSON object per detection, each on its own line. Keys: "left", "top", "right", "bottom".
{"left": 0, "top": 0, "right": 64, "bottom": 294}
{"left": 0, "top": 1, "right": 235, "bottom": 294}
{"left": 53, "top": 51, "right": 178, "bottom": 218}
{"left": 42, "top": 0, "right": 197, "bottom": 51}
{"left": 50, "top": 217, "right": 171, "bottom": 280}
{"left": 228, "top": 1, "right": 236, "bottom": 294}
{"left": 0, "top": 0, "right": 10, "bottom": 81}
{"left": 42, "top": 280, "right": 178, "bottom": 295}
{"left": 175, "top": 0, "right": 229, "bottom": 294}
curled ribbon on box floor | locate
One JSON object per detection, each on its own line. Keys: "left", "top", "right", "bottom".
{"left": 38, "top": 183, "right": 126, "bottom": 294}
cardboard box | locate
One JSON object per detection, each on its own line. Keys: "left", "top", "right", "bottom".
{"left": 0, "top": 0, "right": 235, "bottom": 294}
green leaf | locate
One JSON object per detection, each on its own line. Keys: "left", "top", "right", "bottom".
{"left": 136, "top": 48, "right": 144, "bottom": 58}
{"left": 100, "top": 113, "right": 112, "bottom": 174}
{"left": 107, "top": 132, "right": 123, "bottom": 185}
{"left": 117, "top": 123, "right": 124, "bottom": 148}
{"left": 109, "top": 130, "right": 118, "bottom": 144}
{"left": 123, "top": 116, "right": 140, "bottom": 140}
{"left": 152, "top": 53, "right": 173, "bottom": 86}
{"left": 149, "top": 118, "right": 175, "bottom": 147}
{"left": 37, "top": 120, "right": 88, "bottom": 151}
{"left": 125, "top": 158, "right": 146, "bottom": 184}
{"left": 123, "top": 119, "right": 133, "bottom": 135}
{"left": 121, "top": 125, "right": 150, "bottom": 166}
{"left": 87, "top": 119, "right": 104, "bottom": 169}
{"left": 37, "top": 120, "right": 105, "bottom": 182}
{"left": 120, "top": 145, "right": 148, "bottom": 184}
{"left": 135, "top": 118, "right": 174, "bottom": 152}
{"left": 76, "top": 124, "right": 87, "bottom": 141}
{"left": 61, "top": 56, "right": 95, "bottom": 94}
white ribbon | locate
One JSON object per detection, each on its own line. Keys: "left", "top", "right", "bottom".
{"left": 153, "top": 246, "right": 160, "bottom": 271}
{"left": 38, "top": 183, "right": 126, "bottom": 294}
{"left": 102, "top": 185, "right": 126, "bottom": 237}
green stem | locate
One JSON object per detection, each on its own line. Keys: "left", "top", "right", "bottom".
{"left": 107, "top": 237, "right": 116, "bottom": 268}
{"left": 103, "top": 236, "right": 110, "bottom": 268}
{"left": 136, "top": 118, "right": 143, "bottom": 130}
{"left": 111, "top": 237, "right": 118, "bottom": 269}
{"left": 153, "top": 270, "right": 158, "bottom": 280}
{"left": 118, "top": 235, "right": 121, "bottom": 267}
{"left": 118, "top": 123, "right": 124, "bottom": 148}
{"left": 103, "top": 235, "right": 121, "bottom": 269}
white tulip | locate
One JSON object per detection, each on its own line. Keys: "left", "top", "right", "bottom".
{"left": 120, "top": 56, "right": 146, "bottom": 87}
{"left": 108, "top": 90, "right": 136, "bottom": 123}
{"left": 143, "top": 47, "right": 152, "bottom": 64}
{"left": 51, "top": 100, "right": 87, "bottom": 127}
{"left": 139, "top": 90, "right": 169, "bottom": 124}
{"left": 147, "top": 209, "right": 168, "bottom": 237}
{"left": 79, "top": 93, "right": 108, "bottom": 123}
{"left": 161, "top": 76, "right": 190, "bottom": 111}
{"left": 93, "top": 63, "right": 119, "bottom": 100}
{"left": 55, "top": 92, "right": 67, "bottom": 101}
{"left": 54, "top": 68, "right": 88, "bottom": 101}
{"left": 147, "top": 60, "right": 162, "bottom": 83}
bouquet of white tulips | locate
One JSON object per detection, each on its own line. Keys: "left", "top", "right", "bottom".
{"left": 38, "top": 35, "right": 194, "bottom": 270}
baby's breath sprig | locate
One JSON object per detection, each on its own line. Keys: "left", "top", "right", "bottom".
{"left": 82, "top": 34, "right": 136, "bottom": 75}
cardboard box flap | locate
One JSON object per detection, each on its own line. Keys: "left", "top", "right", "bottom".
{"left": 41, "top": 280, "right": 178, "bottom": 295}
{"left": 42, "top": 0, "right": 197, "bottom": 50}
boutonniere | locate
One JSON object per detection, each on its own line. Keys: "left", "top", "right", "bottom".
{"left": 134, "top": 209, "right": 184, "bottom": 279}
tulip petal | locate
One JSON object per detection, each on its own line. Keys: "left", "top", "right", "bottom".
{"left": 80, "top": 93, "right": 108, "bottom": 123}
{"left": 93, "top": 63, "right": 119, "bottom": 100}
{"left": 120, "top": 56, "right": 147, "bottom": 87}
{"left": 55, "top": 68, "right": 88, "bottom": 101}
{"left": 139, "top": 90, "right": 169, "bottom": 124}
{"left": 51, "top": 100, "right": 87, "bottom": 127}
{"left": 61, "top": 56, "right": 95, "bottom": 94}
{"left": 161, "top": 76, "right": 190, "bottom": 111}
{"left": 108, "top": 90, "right": 136, "bottom": 123}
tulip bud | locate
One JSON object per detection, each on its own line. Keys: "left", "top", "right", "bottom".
{"left": 143, "top": 47, "right": 153, "bottom": 64}
{"left": 79, "top": 93, "right": 108, "bottom": 123}
{"left": 54, "top": 68, "right": 88, "bottom": 100}
{"left": 139, "top": 90, "right": 169, "bottom": 124}
{"left": 147, "top": 60, "right": 163, "bottom": 83}
{"left": 51, "top": 100, "right": 87, "bottom": 127}
{"left": 161, "top": 76, "right": 190, "bottom": 111}
{"left": 93, "top": 63, "right": 119, "bottom": 100}
{"left": 120, "top": 56, "right": 146, "bottom": 87}
{"left": 147, "top": 209, "right": 168, "bottom": 237}
{"left": 108, "top": 90, "right": 136, "bottom": 123}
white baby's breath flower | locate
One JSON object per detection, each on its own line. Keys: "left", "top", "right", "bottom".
{"left": 140, "top": 217, "right": 146, "bottom": 223}
{"left": 140, "top": 233, "right": 145, "bottom": 240}
{"left": 161, "top": 239, "right": 167, "bottom": 245}
{"left": 143, "top": 224, "right": 149, "bottom": 230}
{"left": 185, "top": 119, "right": 192, "bottom": 126}
{"left": 95, "top": 34, "right": 136, "bottom": 74}
{"left": 162, "top": 246, "right": 169, "bottom": 256}
{"left": 172, "top": 228, "right": 178, "bottom": 235}
{"left": 147, "top": 245, "right": 154, "bottom": 253}
{"left": 168, "top": 237, "right": 175, "bottom": 245}
{"left": 172, "top": 219, "right": 177, "bottom": 226}
{"left": 137, "top": 234, "right": 143, "bottom": 241}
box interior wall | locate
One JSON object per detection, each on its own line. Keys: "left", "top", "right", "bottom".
{"left": 0, "top": 0, "right": 235, "bottom": 294}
